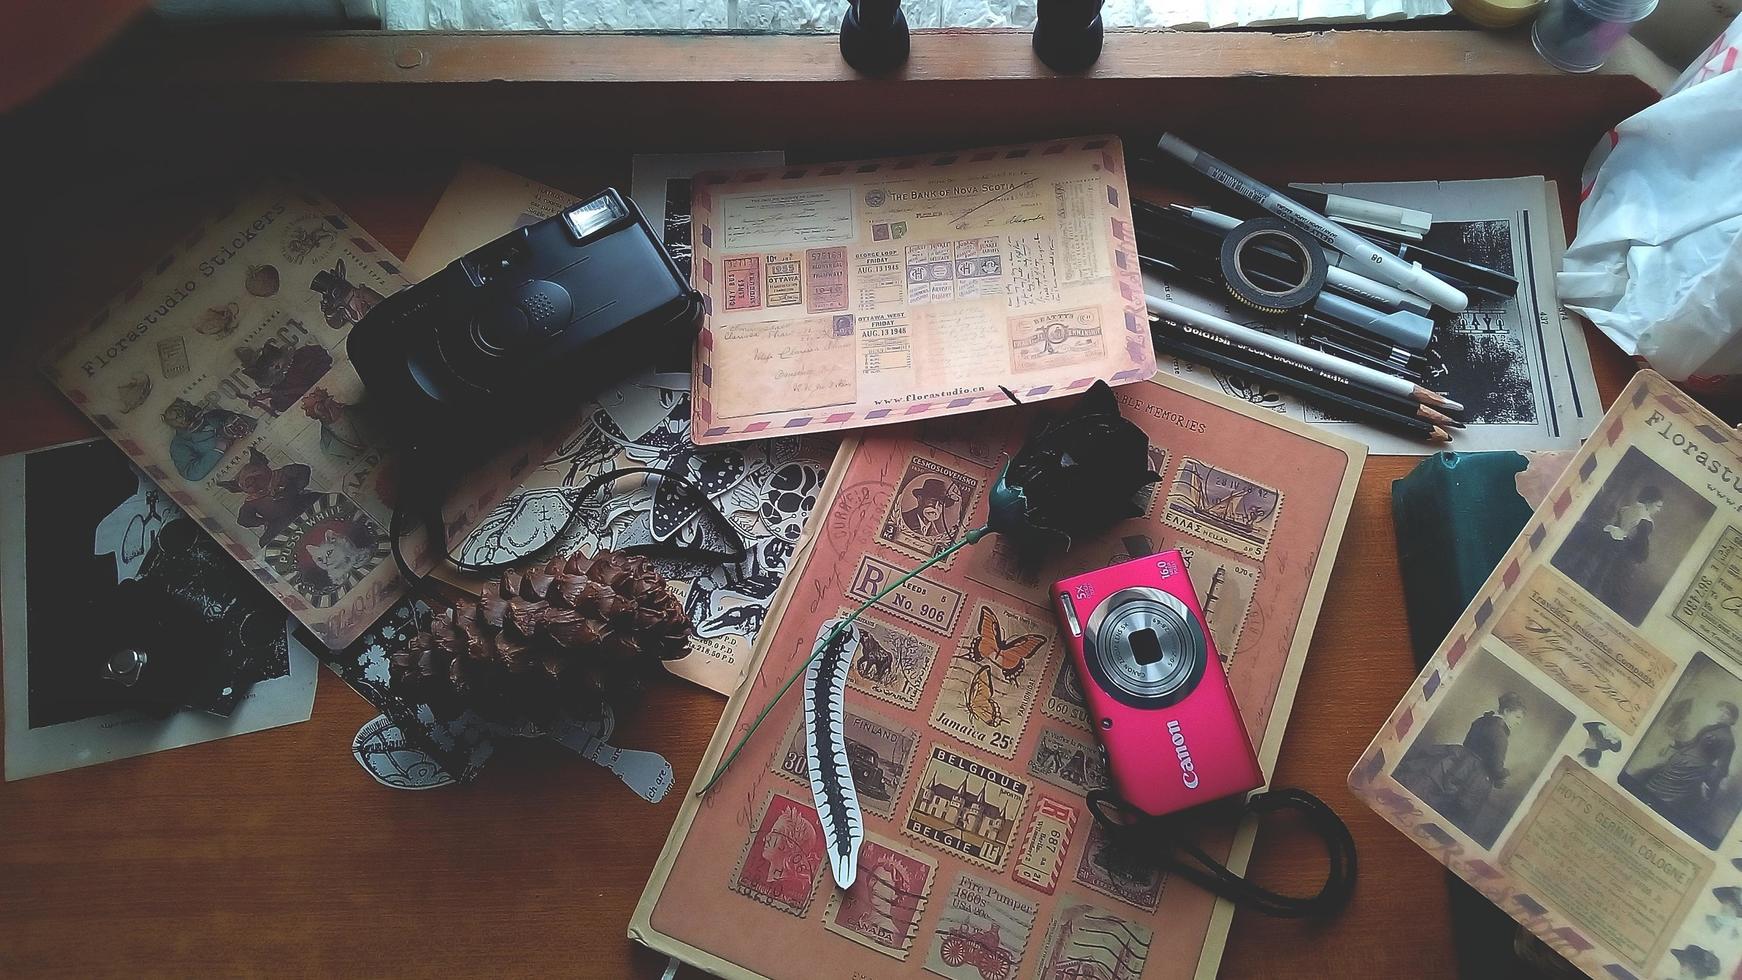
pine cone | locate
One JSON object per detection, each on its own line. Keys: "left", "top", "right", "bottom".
{"left": 390, "top": 550, "right": 690, "bottom": 723}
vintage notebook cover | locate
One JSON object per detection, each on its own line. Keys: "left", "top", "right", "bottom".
{"left": 41, "top": 178, "right": 529, "bottom": 649}
{"left": 688, "top": 136, "right": 1155, "bottom": 445}
{"left": 633, "top": 374, "right": 1364, "bottom": 980}
{"left": 1352, "top": 370, "right": 1742, "bottom": 979}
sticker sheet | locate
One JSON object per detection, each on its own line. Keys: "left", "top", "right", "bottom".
{"left": 689, "top": 137, "right": 1156, "bottom": 445}
{"left": 41, "top": 178, "right": 536, "bottom": 649}
{"left": 1352, "top": 371, "right": 1742, "bottom": 980}
{"left": 633, "top": 374, "right": 1365, "bottom": 979}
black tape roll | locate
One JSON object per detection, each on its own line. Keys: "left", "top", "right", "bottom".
{"left": 1219, "top": 217, "right": 1328, "bottom": 314}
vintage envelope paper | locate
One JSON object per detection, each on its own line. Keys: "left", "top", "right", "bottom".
{"left": 633, "top": 374, "right": 1365, "bottom": 980}
{"left": 1352, "top": 371, "right": 1742, "bottom": 980}
{"left": 690, "top": 137, "right": 1154, "bottom": 445}
{"left": 41, "top": 179, "right": 476, "bottom": 649}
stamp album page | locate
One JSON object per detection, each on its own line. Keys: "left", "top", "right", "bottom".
{"left": 634, "top": 374, "right": 1365, "bottom": 979}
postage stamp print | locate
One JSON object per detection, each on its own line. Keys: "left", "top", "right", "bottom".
{"left": 730, "top": 790, "right": 828, "bottom": 917}
{"left": 774, "top": 702, "right": 920, "bottom": 819}
{"left": 1014, "top": 796, "right": 1078, "bottom": 895}
{"left": 724, "top": 254, "right": 763, "bottom": 311}
{"left": 923, "top": 872, "right": 1040, "bottom": 980}
{"left": 1007, "top": 306, "right": 1105, "bottom": 374}
{"left": 1139, "top": 444, "right": 1172, "bottom": 516}
{"left": 929, "top": 603, "right": 1053, "bottom": 759}
{"left": 1178, "top": 544, "right": 1261, "bottom": 666}
{"left": 824, "top": 835, "right": 937, "bottom": 960}
{"left": 764, "top": 250, "right": 802, "bottom": 308}
{"left": 805, "top": 245, "right": 849, "bottom": 313}
{"left": 1034, "top": 898, "right": 1155, "bottom": 980}
{"left": 1026, "top": 727, "right": 1110, "bottom": 797}
{"left": 1042, "top": 653, "right": 1091, "bottom": 732}
{"left": 879, "top": 455, "right": 981, "bottom": 563}
{"left": 846, "top": 555, "right": 965, "bottom": 637}
{"left": 1163, "top": 457, "right": 1284, "bottom": 561}
{"left": 1073, "top": 816, "right": 1167, "bottom": 913}
{"left": 905, "top": 745, "right": 1031, "bottom": 871}
{"left": 845, "top": 612, "right": 941, "bottom": 711}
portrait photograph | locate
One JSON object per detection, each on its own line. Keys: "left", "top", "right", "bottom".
{"left": 1620, "top": 653, "right": 1742, "bottom": 850}
{"left": 1391, "top": 645, "right": 1575, "bottom": 848}
{"left": 1551, "top": 446, "right": 1716, "bottom": 627}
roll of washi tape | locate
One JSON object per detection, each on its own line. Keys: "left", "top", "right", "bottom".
{"left": 1219, "top": 217, "right": 1329, "bottom": 314}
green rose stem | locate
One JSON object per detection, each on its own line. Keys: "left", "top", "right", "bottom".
{"left": 695, "top": 523, "right": 991, "bottom": 797}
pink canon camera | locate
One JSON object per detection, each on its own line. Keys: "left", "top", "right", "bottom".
{"left": 1050, "top": 550, "right": 1263, "bottom": 817}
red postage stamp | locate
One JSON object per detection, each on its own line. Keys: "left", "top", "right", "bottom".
{"left": 729, "top": 790, "right": 828, "bottom": 916}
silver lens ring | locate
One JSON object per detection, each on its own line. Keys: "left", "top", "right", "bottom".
{"left": 1082, "top": 586, "right": 1207, "bottom": 709}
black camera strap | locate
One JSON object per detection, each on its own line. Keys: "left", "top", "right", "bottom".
{"left": 1085, "top": 786, "right": 1357, "bottom": 918}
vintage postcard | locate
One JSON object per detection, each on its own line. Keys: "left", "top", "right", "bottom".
{"left": 633, "top": 374, "right": 1367, "bottom": 980}
{"left": 823, "top": 835, "right": 936, "bottom": 961}
{"left": 690, "top": 137, "right": 1155, "bottom": 444}
{"left": 1353, "top": 371, "right": 1742, "bottom": 979}
{"left": 41, "top": 179, "right": 529, "bottom": 648}
{"left": 923, "top": 872, "right": 1040, "bottom": 980}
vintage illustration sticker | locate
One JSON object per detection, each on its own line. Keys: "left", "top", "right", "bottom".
{"left": 730, "top": 790, "right": 828, "bottom": 917}
{"left": 1162, "top": 457, "right": 1284, "bottom": 561}
{"left": 774, "top": 703, "right": 920, "bottom": 820}
{"left": 923, "top": 871, "right": 1040, "bottom": 980}
{"left": 823, "top": 835, "right": 937, "bottom": 960}
{"left": 905, "top": 745, "right": 1031, "bottom": 872}
{"left": 929, "top": 603, "right": 1053, "bottom": 759}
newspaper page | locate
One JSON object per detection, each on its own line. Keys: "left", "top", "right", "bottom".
{"left": 1352, "top": 370, "right": 1742, "bottom": 978}
{"left": 406, "top": 160, "right": 833, "bottom": 696}
{"left": 41, "top": 178, "right": 528, "bottom": 648}
{"left": 1148, "top": 177, "right": 1599, "bottom": 455}
{"left": 633, "top": 374, "right": 1365, "bottom": 980}
{"left": 689, "top": 137, "right": 1156, "bottom": 445}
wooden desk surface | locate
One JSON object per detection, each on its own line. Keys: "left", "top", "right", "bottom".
{"left": 0, "top": 134, "right": 1637, "bottom": 976}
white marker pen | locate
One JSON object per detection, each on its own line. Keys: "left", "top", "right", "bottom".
{"left": 1155, "top": 133, "right": 1469, "bottom": 313}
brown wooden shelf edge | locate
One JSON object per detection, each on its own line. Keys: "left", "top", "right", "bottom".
{"left": 83, "top": 26, "right": 1671, "bottom": 87}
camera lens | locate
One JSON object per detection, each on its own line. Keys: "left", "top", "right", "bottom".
{"left": 1083, "top": 587, "right": 1206, "bottom": 709}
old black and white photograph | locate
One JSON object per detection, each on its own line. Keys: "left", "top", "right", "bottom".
{"left": 1620, "top": 654, "right": 1742, "bottom": 851}
{"left": 1552, "top": 445, "right": 1716, "bottom": 627}
{"left": 1391, "top": 645, "right": 1575, "bottom": 848}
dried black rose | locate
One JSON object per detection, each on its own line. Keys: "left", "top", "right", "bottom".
{"left": 988, "top": 380, "right": 1160, "bottom": 552}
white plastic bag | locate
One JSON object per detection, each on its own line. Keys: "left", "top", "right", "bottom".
{"left": 1558, "top": 19, "right": 1742, "bottom": 384}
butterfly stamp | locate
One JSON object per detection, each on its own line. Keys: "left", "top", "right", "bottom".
{"left": 729, "top": 790, "right": 829, "bottom": 917}
{"left": 1041, "top": 653, "right": 1092, "bottom": 731}
{"left": 1014, "top": 796, "right": 1078, "bottom": 896}
{"left": 923, "top": 871, "right": 1041, "bottom": 980}
{"left": 930, "top": 603, "right": 1053, "bottom": 759}
{"left": 1178, "top": 544, "right": 1261, "bottom": 668}
{"left": 1162, "top": 458, "right": 1284, "bottom": 561}
{"left": 905, "top": 745, "right": 1031, "bottom": 872}
{"left": 1073, "top": 816, "right": 1168, "bottom": 913}
{"left": 845, "top": 611, "right": 940, "bottom": 711}
{"left": 823, "top": 834, "right": 937, "bottom": 961}
{"left": 1034, "top": 898, "right": 1155, "bottom": 980}
{"left": 878, "top": 455, "right": 981, "bottom": 564}
{"left": 1026, "top": 727, "right": 1110, "bottom": 798}
{"left": 773, "top": 701, "right": 920, "bottom": 820}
